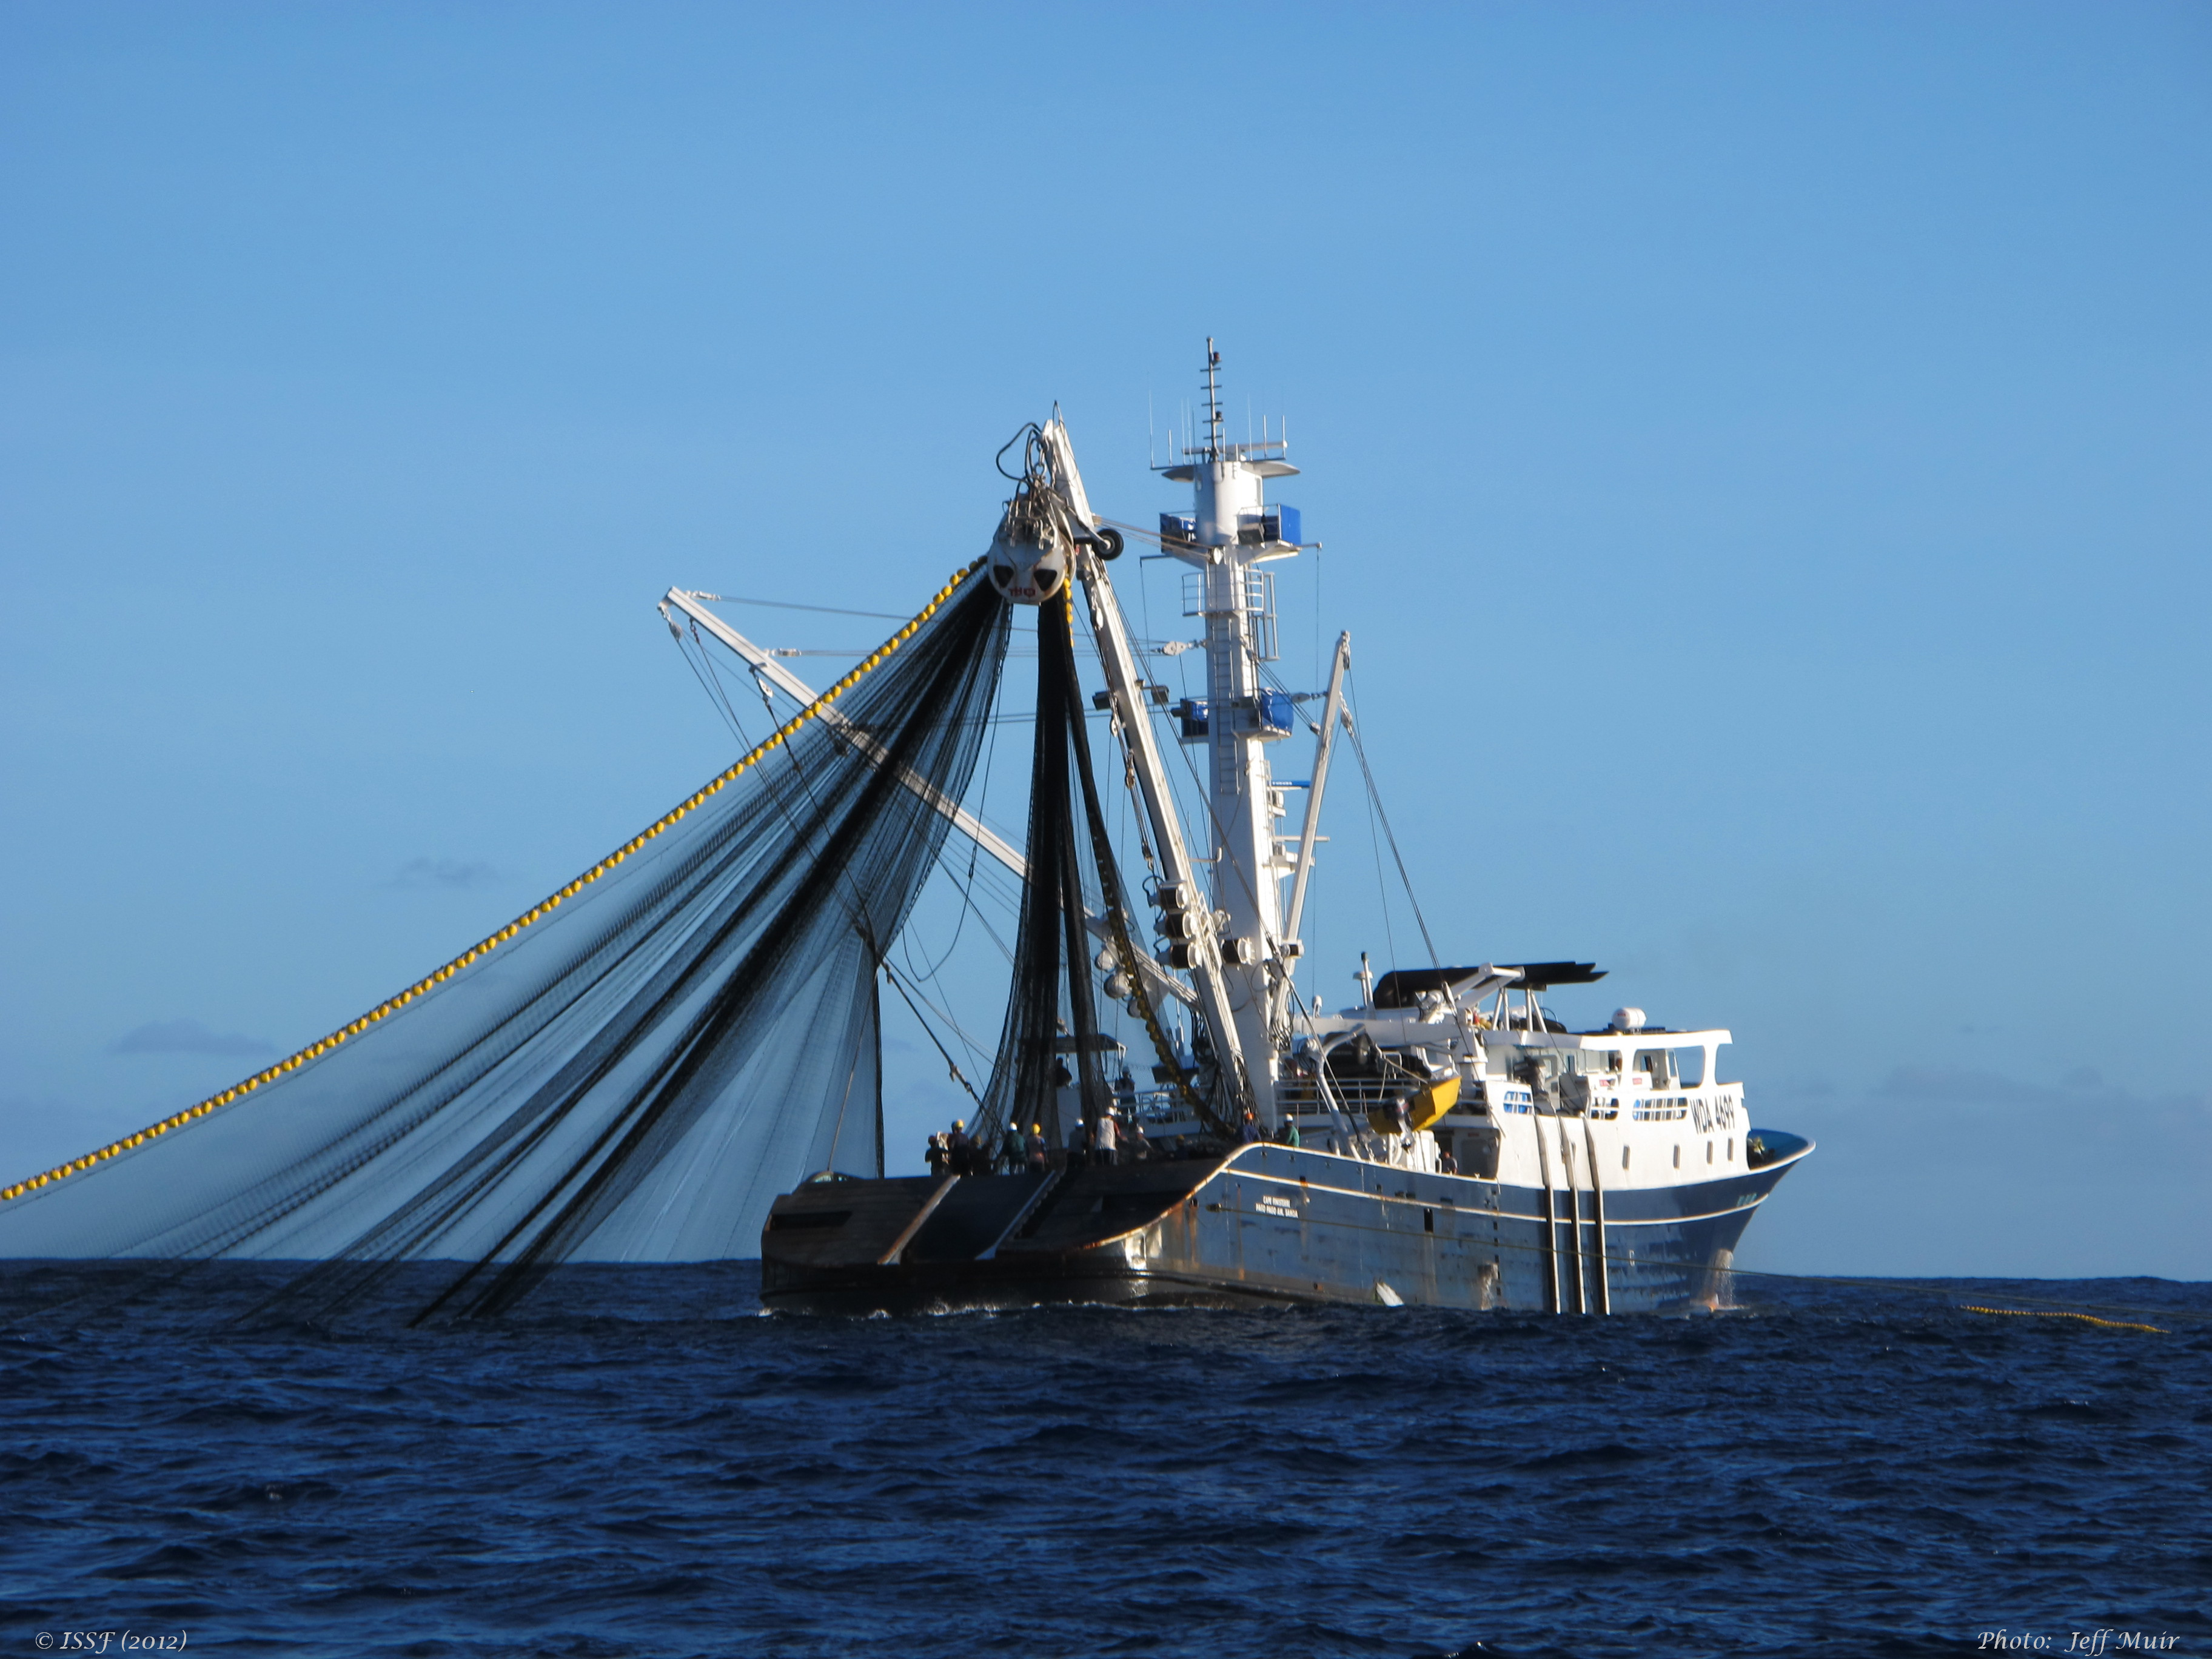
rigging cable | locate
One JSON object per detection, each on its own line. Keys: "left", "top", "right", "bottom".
{"left": 1343, "top": 682, "right": 1439, "bottom": 965}
{"left": 692, "top": 594, "right": 910, "bottom": 621}
{"left": 674, "top": 621, "right": 756, "bottom": 751}
{"left": 880, "top": 961, "right": 986, "bottom": 1110}
{"left": 1355, "top": 717, "right": 1400, "bottom": 974}
{"left": 896, "top": 660, "right": 1005, "bottom": 986}
{"left": 688, "top": 609, "right": 1011, "bottom": 999}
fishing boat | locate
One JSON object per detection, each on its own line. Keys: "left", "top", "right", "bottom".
{"left": 0, "top": 344, "right": 1808, "bottom": 1324}
{"left": 756, "top": 344, "right": 1814, "bottom": 1313}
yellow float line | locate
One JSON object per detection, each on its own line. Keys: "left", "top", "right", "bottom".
{"left": 1, "top": 561, "right": 982, "bottom": 1204}
{"left": 1960, "top": 1304, "right": 2167, "bottom": 1334}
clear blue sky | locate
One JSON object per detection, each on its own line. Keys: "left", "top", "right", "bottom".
{"left": 3, "top": 2, "right": 2205, "bottom": 1277}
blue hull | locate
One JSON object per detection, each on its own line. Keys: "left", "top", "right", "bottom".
{"left": 1156, "top": 1142, "right": 1806, "bottom": 1313}
{"left": 759, "top": 1137, "right": 1812, "bottom": 1314}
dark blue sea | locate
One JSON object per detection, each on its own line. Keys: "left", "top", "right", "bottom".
{"left": 3, "top": 1265, "right": 2207, "bottom": 1658}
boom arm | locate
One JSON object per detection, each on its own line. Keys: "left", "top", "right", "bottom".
{"left": 662, "top": 589, "right": 1028, "bottom": 876}
{"left": 1284, "top": 631, "right": 1350, "bottom": 951}
{"left": 664, "top": 586, "right": 1199, "bottom": 1014}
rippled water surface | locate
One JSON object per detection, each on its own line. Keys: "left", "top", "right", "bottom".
{"left": 3, "top": 1265, "right": 2207, "bottom": 1657}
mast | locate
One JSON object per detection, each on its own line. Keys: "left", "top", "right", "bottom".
{"left": 1027, "top": 353, "right": 1310, "bottom": 1131}
{"left": 1156, "top": 341, "right": 1304, "bottom": 1125}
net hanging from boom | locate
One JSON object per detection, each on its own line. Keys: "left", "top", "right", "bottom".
{"left": 0, "top": 563, "right": 1009, "bottom": 1319}
{"left": 972, "top": 584, "right": 1219, "bottom": 1147}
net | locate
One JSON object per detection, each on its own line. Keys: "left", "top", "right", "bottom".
{"left": 0, "top": 563, "right": 1009, "bottom": 1319}
{"left": 971, "top": 586, "right": 1222, "bottom": 1148}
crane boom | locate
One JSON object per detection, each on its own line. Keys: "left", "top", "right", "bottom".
{"left": 662, "top": 588, "right": 1028, "bottom": 877}
{"left": 1040, "top": 418, "right": 1251, "bottom": 1115}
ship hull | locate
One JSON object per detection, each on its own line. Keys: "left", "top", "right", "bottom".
{"left": 759, "top": 1138, "right": 1811, "bottom": 1315}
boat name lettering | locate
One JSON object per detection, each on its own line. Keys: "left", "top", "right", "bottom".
{"left": 1689, "top": 1095, "right": 1739, "bottom": 1133}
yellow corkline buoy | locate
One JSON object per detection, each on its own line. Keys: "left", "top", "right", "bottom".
{"left": 0, "top": 560, "right": 983, "bottom": 1205}
{"left": 1960, "top": 1304, "right": 2167, "bottom": 1334}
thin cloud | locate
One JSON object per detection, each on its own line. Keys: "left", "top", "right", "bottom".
{"left": 390, "top": 857, "right": 499, "bottom": 891}
{"left": 111, "top": 1019, "right": 275, "bottom": 1058}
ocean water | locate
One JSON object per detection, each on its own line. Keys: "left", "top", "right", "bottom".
{"left": 2, "top": 1265, "right": 2207, "bottom": 1658}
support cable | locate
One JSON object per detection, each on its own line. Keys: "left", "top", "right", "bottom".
{"left": 881, "top": 961, "right": 987, "bottom": 1111}
{"left": 1343, "top": 685, "right": 1439, "bottom": 965}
